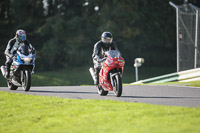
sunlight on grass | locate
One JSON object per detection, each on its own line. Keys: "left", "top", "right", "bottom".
{"left": 0, "top": 91, "right": 200, "bottom": 133}
{"left": 131, "top": 81, "right": 200, "bottom": 87}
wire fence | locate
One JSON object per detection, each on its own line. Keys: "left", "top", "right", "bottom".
{"left": 170, "top": 2, "right": 200, "bottom": 71}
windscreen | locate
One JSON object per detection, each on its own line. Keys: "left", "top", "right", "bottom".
{"left": 18, "top": 44, "right": 29, "bottom": 56}
{"left": 106, "top": 50, "right": 120, "bottom": 58}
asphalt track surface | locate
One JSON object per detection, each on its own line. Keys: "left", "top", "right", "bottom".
{"left": 0, "top": 85, "right": 200, "bottom": 107}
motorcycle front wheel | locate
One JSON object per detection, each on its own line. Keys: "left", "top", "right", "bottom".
{"left": 22, "top": 70, "right": 31, "bottom": 92}
{"left": 113, "top": 73, "right": 122, "bottom": 97}
{"left": 97, "top": 85, "right": 108, "bottom": 96}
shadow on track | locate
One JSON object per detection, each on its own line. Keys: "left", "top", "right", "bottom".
{"left": 29, "top": 90, "right": 97, "bottom": 94}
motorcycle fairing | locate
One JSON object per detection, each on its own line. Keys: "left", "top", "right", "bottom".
{"left": 99, "top": 50, "right": 125, "bottom": 91}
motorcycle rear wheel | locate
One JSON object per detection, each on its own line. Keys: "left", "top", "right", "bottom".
{"left": 97, "top": 85, "right": 108, "bottom": 96}
{"left": 22, "top": 70, "right": 31, "bottom": 92}
{"left": 113, "top": 73, "right": 122, "bottom": 97}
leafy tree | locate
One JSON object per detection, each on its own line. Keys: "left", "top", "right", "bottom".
{"left": 1, "top": 0, "right": 199, "bottom": 70}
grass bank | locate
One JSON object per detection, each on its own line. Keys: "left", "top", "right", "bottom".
{"left": 0, "top": 91, "right": 200, "bottom": 133}
{"left": 134, "top": 81, "right": 200, "bottom": 87}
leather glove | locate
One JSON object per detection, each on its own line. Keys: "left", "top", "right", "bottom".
{"left": 97, "top": 57, "right": 107, "bottom": 63}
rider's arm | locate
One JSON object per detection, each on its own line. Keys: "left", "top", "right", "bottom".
{"left": 25, "top": 40, "right": 36, "bottom": 54}
{"left": 92, "top": 41, "right": 101, "bottom": 59}
{"left": 92, "top": 41, "right": 105, "bottom": 63}
{"left": 111, "top": 41, "right": 122, "bottom": 56}
{"left": 111, "top": 41, "right": 118, "bottom": 51}
{"left": 4, "top": 39, "right": 15, "bottom": 58}
{"left": 29, "top": 44, "right": 36, "bottom": 54}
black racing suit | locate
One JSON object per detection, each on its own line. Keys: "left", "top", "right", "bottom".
{"left": 4, "top": 38, "right": 35, "bottom": 78}
{"left": 92, "top": 40, "right": 118, "bottom": 84}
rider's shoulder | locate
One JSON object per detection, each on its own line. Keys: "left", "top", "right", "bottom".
{"left": 8, "top": 38, "right": 16, "bottom": 45}
{"left": 24, "top": 40, "right": 32, "bottom": 46}
{"left": 112, "top": 41, "right": 116, "bottom": 45}
{"left": 95, "top": 40, "right": 103, "bottom": 47}
{"left": 24, "top": 39, "right": 30, "bottom": 44}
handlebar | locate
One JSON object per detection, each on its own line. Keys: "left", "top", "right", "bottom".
{"left": 98, "top": 57, "right": 107, "bottom": 63}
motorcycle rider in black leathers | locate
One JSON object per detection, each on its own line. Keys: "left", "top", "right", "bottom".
{"left": 4, "top": 29, "right": 35, "bottom": 78}
{"left": 92, "top": 32, "right": 118, "bottom": 85}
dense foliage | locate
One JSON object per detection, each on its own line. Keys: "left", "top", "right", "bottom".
{"left": 0, "top": 0, "right": 199, "bottom": 71}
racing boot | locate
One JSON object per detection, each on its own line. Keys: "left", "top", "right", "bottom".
{"left": 94, "top": 68, "right": 99, "bottom": 85}
{"left": 89, "top": 67, "right": 99, "bottom": 85}
{"left": 5, "top": 65, "right": 10, "bottom": 78}
{"left": 93, "top": 75, "right": 99, "bottom": 85}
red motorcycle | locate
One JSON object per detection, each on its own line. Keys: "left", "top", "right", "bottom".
{"left": 89, "top": 50, "right": 125, "bottom": 97}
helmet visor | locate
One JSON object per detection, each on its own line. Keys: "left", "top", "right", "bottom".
{"left": 18, "top": 35, "right": 26, "bottom": 41}
{"left": 102, "top": 37, "right": 113, "bottom": 44}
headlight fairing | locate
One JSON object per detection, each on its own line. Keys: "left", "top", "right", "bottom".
{"left": 21, "top": 57, "right": 32, "bottom": 63}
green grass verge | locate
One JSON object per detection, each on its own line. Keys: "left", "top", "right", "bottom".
{"left": 187, "top": 81, "right": 200, "bottom": 87}
{"left": 0, "top": 91, "right": 200, "bottom": 133}
{"left": 133, "top": 81, "right": 200, "bottom": 87}
{"left": 0, "top": 66, "right": 176, "bottom": 86}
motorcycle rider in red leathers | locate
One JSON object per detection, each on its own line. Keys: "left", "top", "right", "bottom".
{"left": 92, "top": 32, "right": 119, "bottom": 85}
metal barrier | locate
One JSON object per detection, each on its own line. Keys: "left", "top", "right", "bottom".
{"left": 170, "top": 1, "right": 200, "bottom": 72}
{"left": 131, "top": 68, "right": 200, "bottom": 84}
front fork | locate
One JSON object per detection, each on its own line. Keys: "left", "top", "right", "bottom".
{"left": 21, "top": 70, "right": 24, "bottom": 82}
{"left": 32, "top": 65, "right": 35, "bottom": 74}
{"left": 110, "top": 72, "right": 120, "bottom": 87}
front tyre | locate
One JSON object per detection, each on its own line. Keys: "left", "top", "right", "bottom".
{"left": 113, "top": 73, "right": 122, "bottom": 97}
{"left": 22, "top": 70, "right": 31, "bottom": 91}
{"left": 97, "top": 85, "right": 108, "bottom": 96}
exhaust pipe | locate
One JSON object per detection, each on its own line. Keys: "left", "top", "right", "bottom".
{"left": 89, "top": 67, "right": 97, "bottom": 83}
{"left": 1, "top": 66, "right": 6, "bottom": 78}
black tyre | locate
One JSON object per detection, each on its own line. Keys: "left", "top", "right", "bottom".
{"left": 22, "top": 70, "right": 31, "bottom": 91}
{"left": 7, "top": 80, "right": 18, "bottom": 90}
{"left": 113, "top": 73, "right": 122, "bottom": 97}
{"left": 97, "top": 85, "right": 108, "bottom": 96}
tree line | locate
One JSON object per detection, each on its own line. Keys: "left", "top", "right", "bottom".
{"left": 0, "top": 0, "right": 199, "bottom": 71}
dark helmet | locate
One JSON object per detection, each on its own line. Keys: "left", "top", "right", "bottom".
{"left": 16, "top": 29, "right": 26, "bottom": 43}
{"left": 101, "top": 32, "right": 113, "bottom": 45}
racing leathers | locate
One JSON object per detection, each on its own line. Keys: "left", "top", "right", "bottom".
{"left": 92, "top": 40, "right": 118, "bottom": 85}
{"left": 4, "top": 38, "right": 35, "bottom": 78}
